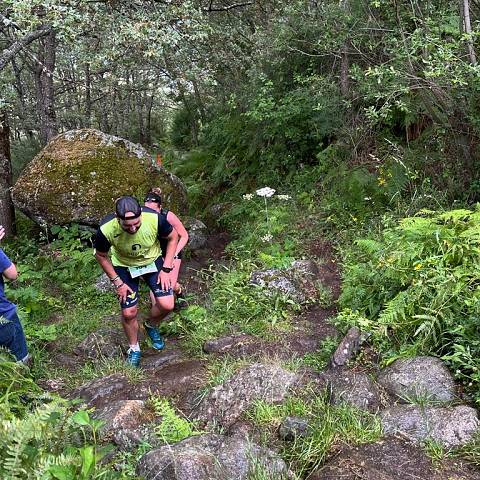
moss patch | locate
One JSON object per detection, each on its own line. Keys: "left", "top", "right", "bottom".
{"left": 12, "top": 129, "right": 187, "bottom": 226}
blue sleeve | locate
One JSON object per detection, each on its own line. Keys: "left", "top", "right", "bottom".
{"left": 0, "top": 248, "right": 12, "bottom": 273}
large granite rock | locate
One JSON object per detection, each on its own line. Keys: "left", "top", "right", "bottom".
{"left": 12, "top": 129, "right": 187, "bottom": 227}
{"left": 93, "top": 400, "right": 148, "bottom": 439}
{"left": 71, "top": 374, "right": 134, "bottom": 408}
{"left": 377, "top": 356, "right": 456, "bottom": 403}
{"left": 328, "top": 370, "right": 384, "bottom": 412}
{"left": 381, "top": 404, "right": 479, "bottom": 448}
{"left": 195, "top": 363, "right": 297, "bottom": 429}
{"left": 136, "top": 433, "right": 290, "bottom": 480}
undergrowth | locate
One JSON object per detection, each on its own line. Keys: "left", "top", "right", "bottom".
{"left": 337, "top": 207, "right": 480, "bottom": 404}
{"left": 246, "top": 391, "right": 382, "bottom": 477}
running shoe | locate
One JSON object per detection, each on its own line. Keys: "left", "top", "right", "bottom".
{"left": 126, "top": 348, "right": 141, "bottom": 367}
{"left": 144, "top": 323, "right": 165, "bottom": 350}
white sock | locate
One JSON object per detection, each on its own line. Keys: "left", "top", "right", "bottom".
{"left": 18, "top": 354, "right": 30, "bottom": 363}
{"left": 129, "top": 343, "right": 140, "bottom": 352}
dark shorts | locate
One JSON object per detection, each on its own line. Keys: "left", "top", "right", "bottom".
{"left": 114, "top": 256, "right": 173, "bottom": 309}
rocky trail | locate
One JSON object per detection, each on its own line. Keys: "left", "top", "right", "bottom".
{"left": 40, "top": 231, "right": 480, "bottom": 480}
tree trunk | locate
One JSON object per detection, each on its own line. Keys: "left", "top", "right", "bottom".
{"left": 340, "top": 43, "right": 349, "bottom": 97}
{"left": 461, "top": 0, "right": 477, "bottom": 65}
{"left": 85, "top": 63, "right": 92, "bottom": 126}
{"left": 0, "top": 112, "right": 16, "bottom": 235}
{"left": 146, "top": 93, "right": 155, "bottom": 145}
{"left": 35, "top": 30, "right": 58, "bottom": 145}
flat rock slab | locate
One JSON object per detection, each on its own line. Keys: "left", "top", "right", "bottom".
{"left": 311, "top": 437, "right": 480, "bottom": 480}
{"left": 203, "top": 334, "right": 257, "bottom": 354}
{"left": 138, "top": 359, "right": 208, "bottom": 399}
{"left": 93, "top": 400, "right": 149, "bottom": 439}
{"left": 195, "top": 363, "right": 298, "bottom": 429}
{"left": 71, "top": 374, "right": 137, "bottom": 408}
{"left": 136, "top": 433, "right": 289, "bottom": 480}
{"left": 141, "top": 348, "right": 185, "bottom": 371}
{"left": 249, "top": 260, "right": 320, "bottom": 304}
{"left": 377, "top": 356, "right": 456, "bottom": 403}
{"left": 381, "top": 404, "right": 480, "bottom": 448}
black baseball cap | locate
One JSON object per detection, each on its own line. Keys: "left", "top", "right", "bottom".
{"left": 115, "top": 196, "right": 141, "bottom": 220}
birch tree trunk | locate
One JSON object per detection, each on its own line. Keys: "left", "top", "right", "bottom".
{"left": 460, "top": 0, "right": 477, "bottom": 65}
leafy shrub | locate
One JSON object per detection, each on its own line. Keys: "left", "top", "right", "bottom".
{"left": 338, "top": 207, "right": 480, "bottom": 402}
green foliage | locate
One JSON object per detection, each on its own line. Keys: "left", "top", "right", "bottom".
{"left": 456, "top": 433, "right": 480, "bottom": 467}
{"left": 0, "top": 398, "right": 112, "bottom": 480}
{"left": 150, "top": 397, "right": 199, "bottom": 444}
{"left": 0, "top": 359, "right": 43, "bottom": 419}
{"left": 10, "top": 136, "right": 42, "bottom": 180}
{"left": 301, "top": 336, "right": 339, "bottom": 371}
{"left": 219, "top": 191, "right": 299, "bottom": 268}
{"left": 338, "top": 207, "right": 480, "bottom": 403}
{"left": 167, "top": 261, "right": 298, "bottom": 353}
{"left": 247, "top": 391, "right": 382, "bottom": 477}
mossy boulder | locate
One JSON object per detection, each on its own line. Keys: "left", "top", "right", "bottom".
{"left": 12, "top": 129, "right": 187, "bottom": 227}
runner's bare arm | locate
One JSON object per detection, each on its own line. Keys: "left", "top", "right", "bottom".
{"left": 158, "top": 229, "right": 178, "bottom": 290}
{"left": 166, "top": 212, "right": 189, "bottom": 256}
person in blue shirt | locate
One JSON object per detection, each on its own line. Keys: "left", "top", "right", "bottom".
{"left": 0, "top": 225, "right": 29, "bottom": 363}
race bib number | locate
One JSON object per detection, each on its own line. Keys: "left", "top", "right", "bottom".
{"left": 128, "top": 262, "right": 157, "bottom": 278}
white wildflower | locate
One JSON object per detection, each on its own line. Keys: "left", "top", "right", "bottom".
{"left": 261, "top": 233, "right": 273, "bottom": 242}
{"left": 276, "top": 194, "right": 291, "bottom": 200}
{"left": 364, "top": 197, "right": 371, "bottom": 201}
{"left": 256, "top": 187, "right": 276, "bottom": 198}
{"left": 242, "top": 193, "right": 254, "bottom": 200}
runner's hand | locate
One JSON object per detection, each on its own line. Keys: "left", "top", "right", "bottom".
{"left": 116, "top": 283, "right": 133, "bottom": 304}
{"left": 158, "top": 270, "right": 172, "bottom": 291}
{"left": 0, "top": 226, "right": 4, "bottom": 241}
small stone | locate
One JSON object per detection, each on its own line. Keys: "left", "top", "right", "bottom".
{"left": 329, "top": 327, "right": 362, "bottom": 367}
{"left": 278, "top": 416, "right": 309, "bottom": 441}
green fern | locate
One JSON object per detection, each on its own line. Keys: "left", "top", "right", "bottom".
{"left": 338, "top": 207, "right": 480, "bottom": 404}
{"left": 151, "top": 396, "right": 200, "bottom": 444}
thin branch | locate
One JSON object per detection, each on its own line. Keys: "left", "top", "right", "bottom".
{"left": 204, "top": 2, "right": 253, "bottom": 12}
{"left": 0, "top": 23, "right": 52, "bottom": 72}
